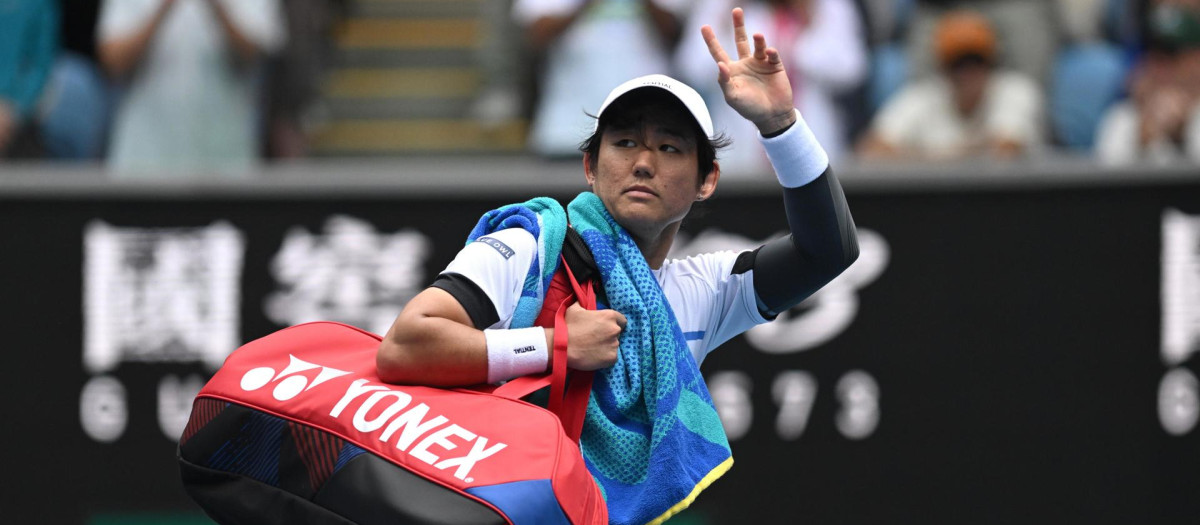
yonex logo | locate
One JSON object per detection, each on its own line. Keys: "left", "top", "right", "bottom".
{"left": 240, "top": 354, "right": 351, "bottom": 401}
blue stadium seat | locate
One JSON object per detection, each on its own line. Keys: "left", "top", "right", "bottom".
{"left": 1050, "top": 43, "right": 1126, "bottom": 151}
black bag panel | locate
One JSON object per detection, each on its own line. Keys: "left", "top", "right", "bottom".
{"left": 180, "top": 454, "right": 358, "bottom": 525}
{"left": 179, "top": 399, "right": 508, "bottom": 525}
{"left": 179, "top": 402, "right": 318, "bottom": 497}
{"left": 314, "top": 452, "right": 508, "bottom": 525}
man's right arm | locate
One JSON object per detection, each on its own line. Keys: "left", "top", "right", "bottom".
{"left": 376, "top": 228, "right": 623, "bottom": 386}
{"left": 98, "top": 0, "right": 176, "bottom": 79}
{"left": 377, "top": 287, "right": 505, "bottom": 386}
{"left": 377, "top": 288, "right": 623, "bottom": 386}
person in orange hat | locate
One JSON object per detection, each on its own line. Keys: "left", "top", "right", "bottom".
{"left": 856, "top": 10, "right": 1044, "bottom": 161}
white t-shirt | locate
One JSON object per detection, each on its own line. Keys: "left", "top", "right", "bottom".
{"left": 440, "top": 227, "right": 768, "bottom": 367}
{"left": 1095, "top": 100, "right": 1200, "bottom": 165}
{"left": 99, "top": 0, "right": 285, "bottom": 177}
{"left": 512, "top": 0, "right": 692, "bottom": 156}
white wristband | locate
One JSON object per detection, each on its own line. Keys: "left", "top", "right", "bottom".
{"left": 485, "top": 327, "right": 549, "bottom": 383}
{"left": 759, "top": 109, "right": 830, "bottom": 188}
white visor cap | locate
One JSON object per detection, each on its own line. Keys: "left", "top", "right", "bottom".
{"left": 594, "top": 74, "right": 715, "bottom": 139}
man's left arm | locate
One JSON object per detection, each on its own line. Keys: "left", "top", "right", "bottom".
{"left": 751, "top": 111, "right": 859, "bottom": 316}
{"left": 701, "top": 8, "right": 858, "bottom": 317}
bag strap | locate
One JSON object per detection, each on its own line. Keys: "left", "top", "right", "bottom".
{"left": 492, "top": 251, "right": 596, "bottom": 442}
{"left": 547, "top": 255, "right": 594, "bottom": 441}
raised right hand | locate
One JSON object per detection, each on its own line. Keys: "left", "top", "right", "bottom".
{"left": 563, "top": 302, "right": 625, "bottom": 371}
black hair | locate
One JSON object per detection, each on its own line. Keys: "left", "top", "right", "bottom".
{"left": 578, "top": 87, "right": 731, "bottom": 185}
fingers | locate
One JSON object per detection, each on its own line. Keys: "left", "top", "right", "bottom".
{"left": 717, "top": 62, "right": 731, "bottom": 85}
{"left": 732, "top": 7, "right": 750, "bottom": 59}
{"left": 701, "top": 24, "right": 731, "bottom": 65}
{"left": 753, "top": 33, "right": 767, "bottom": 61}
{"left": 765, "top": 47, "right": 782, "bottom": 66}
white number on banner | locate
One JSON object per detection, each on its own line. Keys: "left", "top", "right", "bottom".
{"left": 1160, "top": 209, "right": 1200, "bottom": 436}
{"left": 708, "top": 370, "right": 879, "bottom": 442}
{"left": 80, "top": 376, "right": 128, "bottom": 443}
{"left": 158, "top": 374, "right": 207, "bottom": 441}
{"left": 1159, "top": 369, "right": 1199, "bottom": 436}
{"left": 773, "top": 371, "right": 817, "bottom": 440}
{"left": 835, "top": 370, "right": 880, "bottom": 440}
{"left": 709, "top": 371, "right": 754, "bottom": 441}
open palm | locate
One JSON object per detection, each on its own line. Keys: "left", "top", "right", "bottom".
{"left": 701, "top": 8, "right": 796, "bottom": 135}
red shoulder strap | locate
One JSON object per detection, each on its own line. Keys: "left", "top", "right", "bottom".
{"left": 492, "top": 255, "right": 596, "bottom": 442}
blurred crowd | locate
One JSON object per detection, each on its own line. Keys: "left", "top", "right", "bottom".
{"left": 2, "top": 0, "right": 1199, "bottom": 178}
{"left": 0, "top": 0, "right": 343, "bottom": 178}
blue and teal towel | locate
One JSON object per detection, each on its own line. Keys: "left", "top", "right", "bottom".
{"left": 467, "top": 193, "right": 733, "bottom": 525}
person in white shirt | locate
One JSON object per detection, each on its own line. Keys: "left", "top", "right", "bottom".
{"left": 513, "top": 0, "right": 692, "bottom": 158}
{"left": 98, "top": 0, "right": 285, "bottom": 177}
{"left": 857, "top": 10, "right": 1044, "bottom": 161}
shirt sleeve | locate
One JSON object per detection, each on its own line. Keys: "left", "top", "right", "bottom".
{"left": 512, "top": 0, "right": 579, "bottom": 26}
{"left": 220, "top": 0, "right": 287, "bottom": 53}
{"left": 98, "top": 0, "right": 158, "bottom": 42}
{"left": 986, "top": 72, "right": 1044, "bottom": 146}
{"left": 660, "top": 251, "right": 770, "bottom": 366}
{"left": 436, "top": 228, "right": 537, "bottom": 330}
{"left": 1095, "top": 101, "right": 1139, "bottom": 166}
{"left": 791, "top": 0, "right": 867, "bottom": 91}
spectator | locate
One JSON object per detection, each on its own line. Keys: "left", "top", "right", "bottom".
{"left": 860, "top": 0, "right": 916, "bottom": 115}
{"left": 857, "top": 10, "right": 1044, "bottom": 161}
{"left": 906, "top": 0, "right": 1058, "bottom": 85}
{"left": 513, "top": 0, "right": 691, "bottom": 158}
{"left": 1094, "top": 0, "right": 1200, "bottom": 164}
{"left": 0, "top": 0, "right": 58, "bottom": 158}
{"left": 676, "top": 0, "right": 868, "bottom": 173}
{"left": 98, "top": 0, "right": 286, "bottom": 178}
{"left": 43, "top": 0, "right": 113, "bottom": 159}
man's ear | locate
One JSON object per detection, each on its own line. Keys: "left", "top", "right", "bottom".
{"left": 698, "top": 160, "right": 720, "bottom": 201}
{"left": 582, "top": 152, "right": 596, "bottom": 187}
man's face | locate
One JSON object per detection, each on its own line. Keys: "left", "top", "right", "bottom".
{"left": 583, "top": 106, "right": 718, "bottom": 242}
{"left": 949, "top": 61, "right": 992, "bottom": 116}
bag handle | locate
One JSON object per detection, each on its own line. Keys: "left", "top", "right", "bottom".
{"left": 492, "top": 255, "right": 596, "bottom": 442}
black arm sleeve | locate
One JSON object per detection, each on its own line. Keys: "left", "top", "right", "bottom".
{"left": 752, "top": 166, "right": 859, "bottom": 316}
{"left": 430, "top": 273, "right": 500, "bottom": 330}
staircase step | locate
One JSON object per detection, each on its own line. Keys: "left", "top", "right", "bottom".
{"left": 311, "top": 119, "right": 527, "bottom": 154}
{"left": 336, "top": 18, "right": 482, "bottom": 50}
{"left": 326, "top": 67, "right": 480, "bottom": 99}
{"left": 334, "top": 48, "right": 479, "bottom": 68}
{"left": 325, "top": 98, "right": 478, "bottom": 120}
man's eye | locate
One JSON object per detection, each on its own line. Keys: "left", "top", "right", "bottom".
{"left": 615, "top": 139, "right": 636, "bottom": 147}
{"left": 660, "top": 144, "right": 680, "bottom": 153}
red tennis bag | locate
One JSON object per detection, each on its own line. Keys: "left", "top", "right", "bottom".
{"left": 178, "top": 257, "right": 605, "bottom": 525}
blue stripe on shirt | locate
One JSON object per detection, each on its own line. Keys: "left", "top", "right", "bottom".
{"left": 682, "top": 331, "right": 705, "bottom": 341}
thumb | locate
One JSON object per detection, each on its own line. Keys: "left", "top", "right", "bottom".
{"left": 717, "top": 62, "right": 732, "bottom": 86}
{"left": 612, "top": 311, "right": 628, "bottom": 330}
